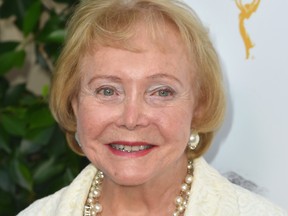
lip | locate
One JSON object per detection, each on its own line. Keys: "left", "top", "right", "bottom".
{"left": 106, "top": 141, "right": 156, "bottom": 158}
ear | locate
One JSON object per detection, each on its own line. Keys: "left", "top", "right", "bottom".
{"left": 71, "top": 96, "right": 79, "bottom": 119}
{"left": 191, "top": 102, "right": 204, "bottom": 128}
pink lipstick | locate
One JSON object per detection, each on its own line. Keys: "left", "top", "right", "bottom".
{"left": 107, "top": 141, "right": 155, "bottom": 157}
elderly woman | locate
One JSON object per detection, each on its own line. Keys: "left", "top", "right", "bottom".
{"left": 18, "top": 0, "right": 286, "bottom": 215}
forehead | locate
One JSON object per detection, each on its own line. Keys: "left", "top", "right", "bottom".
{"left": 80, "top": 22, "right": 193, "bottom": 72}
{"left": 82, "top": 20, "right": 195, "bottom": 70}
{"left": 85, "top": 18, "right": 190, "bottom": 56}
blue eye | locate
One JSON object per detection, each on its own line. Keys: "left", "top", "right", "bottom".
{"left": 155, "top": 88, "right": 175, "bottom": 97}
{"left": 96, "top": 87, "right": 115, "bottom": 96}
{"left": 158, "top": 89, "right": 171, "bottom": 97}
{"left": 93, "top": 85, "right": 124, "bottom": 103}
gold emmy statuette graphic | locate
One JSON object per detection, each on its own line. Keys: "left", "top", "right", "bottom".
{"left": 236, "top": 0, "right": 261, "bottom": 59}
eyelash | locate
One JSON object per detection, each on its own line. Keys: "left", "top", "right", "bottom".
{"left": 93, "top": 85, "right": 176, "bottom": 102}
{"left": 95, "top": 86, "right": 118, "bottom": 97}
{"left": 150, "top": 87, "right": 176, "bottom": 98}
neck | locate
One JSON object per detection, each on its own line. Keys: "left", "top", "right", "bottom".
{"left": 100, "top": 157, "right": 189, "bottom": 216}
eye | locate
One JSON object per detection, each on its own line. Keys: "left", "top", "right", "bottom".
{"left": 93, "top": 85, "right": 124, "bottom": 103}
{"left": 158, "top": 89, "right": 172, "bottom": 97}
{"left": 146, "top": 86, "right": 177, "bottom": 106}
{"left": 154, "top": 88, "right": 175, "bottom": 97}
{"left": 96, "top": 87, "right": 116, "bottom": 96}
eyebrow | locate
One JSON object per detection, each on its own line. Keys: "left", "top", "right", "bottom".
{"left": 88, "top": 73, "right": 183, "bottom": 86}
{"left": 147, "top": 73, "right": 183, "bottom": 85}
{"left": 88, "top": 75, "right": 122, "bottom": 85}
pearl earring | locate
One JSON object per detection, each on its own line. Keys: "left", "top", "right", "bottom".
{"left": 188, "top": 132, "right": 200, "bottom": 150}
{"left": 75, "top": 132, "right": 81, "bottom": 147}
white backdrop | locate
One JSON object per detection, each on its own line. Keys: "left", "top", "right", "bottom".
{"left": 184, "top": 0, "right": 288, "bottom": 209}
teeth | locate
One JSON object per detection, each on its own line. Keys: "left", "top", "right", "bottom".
{"left": 110, "top": 144, "right": 151, "bottom": 152}
{"left": 131, "top": 146, "right": 139, "bottom": 151}
{"left": 124, "top": 146, "right": 132, "bottom": 152}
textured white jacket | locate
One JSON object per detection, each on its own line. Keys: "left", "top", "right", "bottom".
{"left": 17, "top": 157, "right": 287, "bottom": 216}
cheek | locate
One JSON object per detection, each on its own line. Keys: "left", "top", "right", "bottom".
{"left": 76, "top": 102, "right": 109, "bottom": 141}
{"left": 155, "top": 105, "right": 194, "bottom": 142}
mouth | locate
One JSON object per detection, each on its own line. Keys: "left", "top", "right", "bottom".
{"left": 110, "top": 143, "right": 153, "bottom": 153}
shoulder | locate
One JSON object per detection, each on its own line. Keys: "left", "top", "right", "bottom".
{"left": 186, "top": 157, "right": 287, "bottom": 216}
{"left": 16, "top": 187, "right": 66, "bottom": 216}
{"left": 17, "top": 164, "right": 97, "bottom": 216}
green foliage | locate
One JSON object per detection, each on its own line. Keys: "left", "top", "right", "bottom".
{"left": 0, "top": 49, "right": 26, "bottom": 75}
{"left": 0, "top": 0, "right": 88, "bottom": 215}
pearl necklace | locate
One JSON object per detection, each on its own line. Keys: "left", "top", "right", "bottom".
{"left": 84, "top": 160, "right": 193, "bottom": 216}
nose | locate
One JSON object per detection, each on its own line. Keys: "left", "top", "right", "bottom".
{"left": 116, "top": 96, "right": 149, "bottom": 130}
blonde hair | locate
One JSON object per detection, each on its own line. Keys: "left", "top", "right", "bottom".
{"left": 49, "top": 0, "right": 226, "bottom": 158}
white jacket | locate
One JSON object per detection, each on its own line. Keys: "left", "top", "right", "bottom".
{"left": 18, "top": 157, "right": 287, "bottom": 216}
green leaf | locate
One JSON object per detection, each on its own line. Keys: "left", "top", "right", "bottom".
{"left": 0, "top": 113, "right": 27, "bottom": 136}
{"left": 0, "top": 169, "right": 12, "bottom": 192}
{"left": 27, "top": 107, "right": 55, "bottom": 129}
{"left": 0, "top": 0, "right": 34, "bottom": 30}
{"left": 21, "top": 126, "right": 54, "bottom": 153}
{"left": 12, "top": 160, "right": 33, "bottom": 192}
{"left": 47, "top": 126, "right": 67, "bottom": 157}
{"left": 0, "top": 0, "right": 25, "bottom": 19}
{"left": 41, "top": 43, "right": 62, "bottom": 64}
{"left": 23, "top": 1, "right": 42, "bottom": 36}
{"left": 33, "top": 157, "right": 65, "bottom": 184}
{"left": 0, "top": 126, "right": 11, "bottom": 154}
{"left": 41, "top": 85, "right": 49, "bottom": 98}
{"left": 19, "top": 94, "right": 41, "bottom": 106}
{"left": 36, "top": 13, "right": 63, "bottom": 42}
{"left": 0, "top": 41, "right": 19, "bottom": 54}
{"left": 0, "top": 50, "right": 26, "bottom": 75}
{"left": 0, "top": 190, "right": 14, "bottom": 215}
{"left": 0, "top": 77, "right": 9, "bottom": 105}
{"left": 44, "top": 29, "right": 66, "bottom": 43}
{"left": 3, "top": 83, "right": 27, "bottom": 106}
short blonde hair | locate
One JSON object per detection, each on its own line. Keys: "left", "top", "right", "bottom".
{"left": 49, "top": 0, "right": 226, "bottom": 158}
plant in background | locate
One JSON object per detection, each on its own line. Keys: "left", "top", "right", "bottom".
{"left": 0, "top": 0, "right": 88, "bottom": 215}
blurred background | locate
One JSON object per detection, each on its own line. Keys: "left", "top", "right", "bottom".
{"left": 186, "top": 0, "right": 288, "bottom": 210}
{"left": 0, "top": 0, "right": 287, "bottom": 215}
{"left": 0, "top": 0, "right": 89, "bottom": 215}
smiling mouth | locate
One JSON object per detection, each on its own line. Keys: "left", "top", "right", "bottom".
{"left": 110, "top": 144, "right": 153, "bottom": 153}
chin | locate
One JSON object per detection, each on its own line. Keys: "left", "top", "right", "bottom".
{"left": 108, "top": 171, "right": 153, "bottom": 187}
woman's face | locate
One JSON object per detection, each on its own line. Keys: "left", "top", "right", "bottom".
{"left": 72, "top": 23, "right": 198, "bottom": 186}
